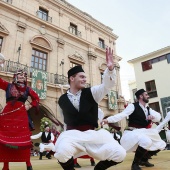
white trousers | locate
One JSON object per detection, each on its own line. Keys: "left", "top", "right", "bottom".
{"left": 39, "top": 143, "right": 55, "bottom": 152}
{"left": 54, "top": 129, "right": 126, "bottom": 163}
{"left": 120, "top": 128, "right": 166, "bottom": 152}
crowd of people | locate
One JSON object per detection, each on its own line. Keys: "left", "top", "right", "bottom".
{"left": 0, "top": 48, "right": 170, "bottom": 170}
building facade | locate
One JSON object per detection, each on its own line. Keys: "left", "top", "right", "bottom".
{"left": 0, "top": 0, "right": 125, "bottom": 135}
{"left": 128, "top": 46, "right": 170, "bottom": 118}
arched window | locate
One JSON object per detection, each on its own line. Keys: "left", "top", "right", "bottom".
{"left": 30, "top": 35, "right": 52, "bottom": 72}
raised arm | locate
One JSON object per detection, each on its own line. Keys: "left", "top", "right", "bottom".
{"left": 91, "top": 47, "right": 116, "bottom": 103}
{"left": 0, "top": 78, "right": 9, "bottom": 91}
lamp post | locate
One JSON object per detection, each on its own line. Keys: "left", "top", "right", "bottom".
{"left": 17, "top": 44, "right": 21, "bottom": 63}
{"left": 60, "top": 59, "right": 64, "bottom": 75}
{"left": 60, "top": 59, "right": 64, "bottom": 84}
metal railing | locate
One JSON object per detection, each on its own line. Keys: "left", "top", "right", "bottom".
{"left": 68, "top": 26, "right": 81, "bottom": 37}
{"left": 36, "top": 10, "right": 52, "bottom": 23}
{"left": 98, "top": 41, "right": 106, "bottom": 49}
{"left": 0, "top": 60, "right": 90, "bottom": 87}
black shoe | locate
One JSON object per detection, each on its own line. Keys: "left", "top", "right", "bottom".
{"left": 39, "top": 157, "right": 42, "bottom": 160}
{"left": 27, "top": 166, "right": 33, "bottom": 170}
{"left": 46, "top": 155, "right": 52, "bottom": 159}
{"left": 74, "top": 163, "right": 81, "bottom": 168}
{"left": 131, "top": 163, "right": 141, "bottom": 170}
{"left": 91, "top": 160, "right": 96, "bottom": 166}
{"left": 139, "top": 161, "right": 154, "bottom": 167}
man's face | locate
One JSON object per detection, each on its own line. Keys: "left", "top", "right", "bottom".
{"left": 17, "top": 72, "right": 26, "bottom": 83}
{"left": 45, "top": 126, "right": 50, "bottom": 132}
{"left": 141, "top": 92, "right": 149, "bottom": 103}
{"left": 71, "top": 72, "right": 86, "bottom": 89}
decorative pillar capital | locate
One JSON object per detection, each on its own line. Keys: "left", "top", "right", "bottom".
{"left": 88, "top": 51, "right": 97, "bottom": 60}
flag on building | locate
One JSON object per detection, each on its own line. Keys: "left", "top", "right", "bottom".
{"left": 31, "top": 69, "right": 47, "bottom": 99}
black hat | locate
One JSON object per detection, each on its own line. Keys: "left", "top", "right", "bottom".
{"left": 135, "top": 89, "right": 146, "bottom": 98}
{"left": 44, "top": 125, "right": 50, "bottom": 128}
{"left": 67, "top": 65, "right": 84, "bottom": 78}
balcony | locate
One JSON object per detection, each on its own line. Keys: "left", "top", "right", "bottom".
{"left": 98, "top": 41, "right": 106, "bottom": 49}
{"left": 36, "top": 10, "right": 52, "bottom": 23}
{"left": 0, "top": 60, "right": 90, "bottom": 87}
{"left": 68, "top": 26, "right": 81, "bottom": 37}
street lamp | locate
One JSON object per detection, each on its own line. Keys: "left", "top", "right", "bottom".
{"left": 60, "top": 59, "right": 64, "bottom": 75}
{"left": 17, "top": 44, "right": 21, "bottom": 63}
{"left": 60, "top": 59, "right": 64, "bottom": 84}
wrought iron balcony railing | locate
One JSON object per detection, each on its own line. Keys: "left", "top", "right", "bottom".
{"left": 98, "top": 42, "right": 107, "bottom": 49}
{"left": 36, "top": 10, "right": 52, "bottom": 23}
{"left": 68, "top": 26, "right": 81, "bottom": 37}
{"left": 0, "top": 60, "right": 90, "bottom": 87}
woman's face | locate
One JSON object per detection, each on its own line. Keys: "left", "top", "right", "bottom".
{"left": 17, "top": 72, "right": 26, "bottom": 83}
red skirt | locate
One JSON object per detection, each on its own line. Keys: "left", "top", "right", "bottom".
{"left": 0, "top": 101, "right": 32, "bottom": 162}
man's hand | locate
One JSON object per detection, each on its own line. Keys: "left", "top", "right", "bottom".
{"left": 106, "top": 47, "right": 115, "bottom": 71}
{"left": 147, "top": 115, "right": 155, "bottom": 120}
{"left": 48, "top": 140, "right": 53, "bottom": 143}
{"left": 101, "top": 119, "right": 109, "bottom": 126}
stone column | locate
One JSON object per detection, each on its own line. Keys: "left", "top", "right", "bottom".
{"left": 88, "top": 49, "right": 97, "bottom": 86}
{"left": 56, "top": 33, "right": 65, "bottom": 76}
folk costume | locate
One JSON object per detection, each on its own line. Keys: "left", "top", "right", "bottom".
{"left": 106, "top": 89, "right": 166, "bottom": 170}
{"left": 54, "top": 66, "right": 126, "bottom": 170}
{"left": 31, "top": 125, "right": 55, "bottom": 160}
{"left": 0, "top": 69, "right": 39, "bottom": 170}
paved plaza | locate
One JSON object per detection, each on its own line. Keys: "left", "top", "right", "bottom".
{"left": 0, "top": 150, "right": 170, "bottom": 170}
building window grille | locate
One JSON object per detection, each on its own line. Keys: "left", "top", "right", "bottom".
{"left": 69, "top": 23, "right": 81, "bottom": 37}
{"left": 36, "top": 8, "right": 52, "bottom": 23}
{"left": 31, "top": 49, "right": 47, "bottom": 71}
{"left": 141, "top": 60, "right": 152, "bottom": 71}
{"left": 145, "top": 80, "right": 157, "bottom": 98}
{"left": 98, "top": 38, "right": 105, "bottom": 49}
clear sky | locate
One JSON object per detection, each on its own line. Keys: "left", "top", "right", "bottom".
{"left": 66, "top": 0, "right": 170, "bottom": 100}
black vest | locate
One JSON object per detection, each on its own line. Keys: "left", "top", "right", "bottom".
{"left": 128, "top": 102, "right": 151, "bottom": 128}
{"left": 41, "top": 132, "right": 51, "bottom": 143}
{"left": 58, "top": 88, "right": 98, "bottom": 128}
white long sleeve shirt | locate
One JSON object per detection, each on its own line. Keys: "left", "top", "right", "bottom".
{"left": 107, "top": 102, "right": 161, "bottom": 124}
{"left": 31, "top": 132, "right": 54, "bottom": 141}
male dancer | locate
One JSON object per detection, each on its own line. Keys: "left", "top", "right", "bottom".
{"left": 102, "top": 89, "right": 166, "bottom": 170}
{"left": 54, "top": 47, "right": 126, "bottom": 170}
{"left": 31, "top": 124, "right": 55, "bottom": 160}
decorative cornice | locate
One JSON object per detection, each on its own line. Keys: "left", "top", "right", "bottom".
{"left": 39, "top": 25, "right": 46, "bottom": 35}
{"left": 30, "top": 35, "right": 53, "bottom": 51}
{"left": 17, "top": 21, "right": 27, "bottom": 33}
{"left": 88, "top": 51, "right": 97, "bottom": 60}
{"left": 57, "top": 38, "right": 65, "bottom": 48}
{"left": 68, "top": 51, "right": 85, "bottom": 64}
{"left": 0, "top": 22, "right": 9, "bottom": 35}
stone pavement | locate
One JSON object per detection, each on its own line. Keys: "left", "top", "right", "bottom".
{"left": 0, "top": 150, "right": 170, "bottom": 170}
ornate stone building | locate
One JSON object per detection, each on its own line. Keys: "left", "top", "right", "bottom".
{"left": 0, "top": 0, "right": 126, "bottom": 134}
